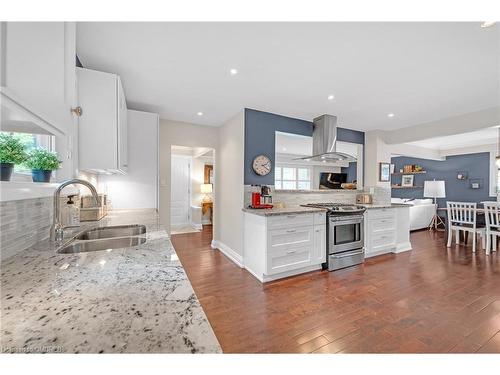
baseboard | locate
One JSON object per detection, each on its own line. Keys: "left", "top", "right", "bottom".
{"left": 244, "top": 266, "right": 264, "bottom": 282}
{"left": 211, "top": 240, "right": 244, "bottom": 268}
{"left": 394, "top": 242, "right": 412, "bottom": 253}
{"left": 261, "top": 264, "right": 322, "bottom": 283}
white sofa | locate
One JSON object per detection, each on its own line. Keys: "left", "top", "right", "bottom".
{"left": 391, "top": 198, "right": 436, "bottom": 231}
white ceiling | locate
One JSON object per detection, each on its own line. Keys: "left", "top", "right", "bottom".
{"left": 76, "top": 22, "right": 499, "bottom": 131}
{"left": 405, "top": 126, "right": 499, "bottom": 150}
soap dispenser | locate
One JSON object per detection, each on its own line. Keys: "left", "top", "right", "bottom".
{"left": 65, "top": 195, "right": 80, "bottom": 227}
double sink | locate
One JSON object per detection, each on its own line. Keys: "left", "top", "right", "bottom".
{"left": 57, "top": 224, "right": 147, "bottom": 254}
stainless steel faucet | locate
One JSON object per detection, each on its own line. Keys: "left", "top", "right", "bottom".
{"left": 50, "top": 179, "right": 100, "bottom": 243}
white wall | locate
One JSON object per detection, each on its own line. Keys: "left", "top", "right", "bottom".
{"left": 159, "top": 119, "right": 219, "bottom": 234}
{"left": 214, "top": 110, "right": 245, "bottom": 258}
{"left": 99, "top": 110, "right": 159, "bottom": 209}
{"left": 364, "top": 130, "right": 391, "bottom": 188}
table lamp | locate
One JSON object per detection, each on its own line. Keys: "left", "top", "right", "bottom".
{"left": 201, "top": 183, "right": 213, "bottom": 202}
{"left": 424, "top": 180, "right": 446, "bottom": 231}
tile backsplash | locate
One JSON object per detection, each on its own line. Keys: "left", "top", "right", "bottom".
{"left": 0, "top": 197, "right": 53, "bottom": 260}
{"left": 243, "top": 185, "right": 391, "bottom": 207}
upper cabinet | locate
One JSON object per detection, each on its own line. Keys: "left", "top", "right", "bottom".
{"left": 0, "top": 22, "right": 77, "bottom": 137}
{"left": 77, "top": 67, "right": 128, "bottom": 174}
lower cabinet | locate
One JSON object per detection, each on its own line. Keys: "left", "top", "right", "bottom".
{"left": 364, "top": 207, "right": 411, "bottom": 258}
{"left": 243, "top": 211, "right": 326, "bottom": 282}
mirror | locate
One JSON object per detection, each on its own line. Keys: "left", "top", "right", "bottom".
{"left": 274, "top": 131, "right": 363, "bottom": 191}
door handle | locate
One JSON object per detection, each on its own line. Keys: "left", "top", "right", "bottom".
{"left": 286, "top": 250, "right": 296, "bottom": 254}
{"left": 332, "top": 250, "right": 364, "bottom": 258}
{"left": 286, "top": 229, "right": 297, "bottom": 233}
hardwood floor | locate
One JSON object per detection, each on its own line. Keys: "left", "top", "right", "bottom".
{"left": 171, "top": 226, "right": 500, "bottom": 353}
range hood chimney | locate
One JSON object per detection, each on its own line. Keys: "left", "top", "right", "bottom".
{"left": 296, "top": 114, "right": 352, "bottom": 162}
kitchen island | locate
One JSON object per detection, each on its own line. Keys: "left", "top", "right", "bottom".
{"left": 0, "top": 209, "right": 221, "bottom": 353}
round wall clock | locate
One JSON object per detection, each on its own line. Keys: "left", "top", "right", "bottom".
{"left": 252, "top": 154, "right": 272, "bottom": 176}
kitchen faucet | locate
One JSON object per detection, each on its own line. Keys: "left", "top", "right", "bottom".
{"left": 50, "top": 179, "right": 100, "bottom": 243}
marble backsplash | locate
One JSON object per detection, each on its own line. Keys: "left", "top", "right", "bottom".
{"left": 0, "top": 197, "right": 53, "bottom": 260}
{"left": 244, "top": 185, "right": 391, "bottom": 207}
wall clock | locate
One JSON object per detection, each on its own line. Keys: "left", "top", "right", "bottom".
{"left": 252, "top": 154, "right": 272, "bottom": 176}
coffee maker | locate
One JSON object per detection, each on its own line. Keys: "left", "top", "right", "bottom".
{"left": 250, "top": 185, "right": 273, "bottom": 209}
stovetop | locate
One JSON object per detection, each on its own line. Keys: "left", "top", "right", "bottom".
{"left": 301, "top": 202, "right": 366, "bottom": 213}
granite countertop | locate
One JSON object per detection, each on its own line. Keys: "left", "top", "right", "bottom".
{"left": 360, "top": 203, "right": 411, "bottom": 209}
{"left": 275, "top": 189, "right": 359, "bottom": 194}
{"left": 0, "top": 209, "right": 221, "bottom": 354}
{"left": 242, "top": 206, "right": 327, "bottom": 216}
{"left": 242, "top": 203, "right": 410, "bottom": 216}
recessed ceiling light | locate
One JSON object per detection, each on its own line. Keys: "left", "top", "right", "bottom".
{"left": 481, "top": 21, "right": 496, "bottom": 28}
{"left": 387, "top": 113, "right": 395, "bottom": 118}
{"left": 282, "top": 147, "right": 287, "bottom": 152}
{"left": 322, "top": 160, "right": 327, "bottom": 163}
{"left": 327, "top": 94, "right": 335, "bottom": 100}
{"left": 230, "top": 68, "right": 238, "bottom": 75}
{"left": 197, "top": 112, "right": 203, "bottom": 116}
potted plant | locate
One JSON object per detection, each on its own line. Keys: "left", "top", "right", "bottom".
{"left": 25, "top": 148, "right": 61, "bottom": 183}
{"left": 0, "top": 133, "right": 28, "bottom": 181}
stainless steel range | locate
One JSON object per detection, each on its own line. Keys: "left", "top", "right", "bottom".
{"left": 301, "top": 203, "right": 366, "bottom": 271}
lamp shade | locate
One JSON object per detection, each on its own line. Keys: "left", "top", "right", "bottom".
{"left": 424, "top": 180, "right": 446, "bottom": 198}
{"left": 201, "top": 183, "right": 213, "bottom": 194}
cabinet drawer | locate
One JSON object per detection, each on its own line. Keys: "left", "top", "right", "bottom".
{"left": 366, "top": 208, "right": 395, "bottom": 220}
{"left": 313, "top": 211, "right": 327, "bottom": 226}
{"left": 370, "top": 231, "right": 396, "bottom": 249}
{"left": 268, "top": 227, "right": 313, "bottom": 249}
{"left": 369, "top": 218, "right": 396, "bottom": 232}
{"left": 267, "top": 213, "right": 314, "bottom": 230}
{"left": 266, "top": 245, "right": 312, "bottom": 275}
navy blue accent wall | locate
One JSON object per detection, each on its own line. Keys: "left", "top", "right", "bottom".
{"left": 244, "top": 108, "right": 365, "bottom": 185}
{"left": 341, "top": 162, "right": 358, "bottom": 183}
{"left": 391, "top": 153, "right": 492, "bottom": 208}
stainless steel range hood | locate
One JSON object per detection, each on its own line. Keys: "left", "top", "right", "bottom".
{"left": 296, "top": 114, "right": 353, "bottom": 162}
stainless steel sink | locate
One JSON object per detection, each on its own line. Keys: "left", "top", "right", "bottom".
{"left": 75, "top": 224, "right": 146, "bottom": 240}
{"left": 57, "top": 236, "right": 146, "bottom": 254}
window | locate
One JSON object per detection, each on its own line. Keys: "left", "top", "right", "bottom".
{"left": 275, "top": 165, "right": 311, "bottom": 190}
{"left": 0, "top": 131, "right": 55, "bottom": 177}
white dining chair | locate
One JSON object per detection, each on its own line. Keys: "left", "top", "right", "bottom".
{"left": 484, "top": 202, "right": 500, "bottom": 255}
{"left": 446, "top": 202, "right": 485, "bottom": 252}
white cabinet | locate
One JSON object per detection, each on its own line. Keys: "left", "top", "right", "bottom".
{"left": 243, "top": 210, "right": 326, "bottom": 282}
{"left": 364, "top": 207, "right": 412, "bottom": 258}
{"left": 77, "top": 67, "right": 128, "bottom": 174}
{"left": 313, "top": 225, "right": 327, "bottom": 264}
{"left": 1, "top": 22, "right": 76, "bottom": 137}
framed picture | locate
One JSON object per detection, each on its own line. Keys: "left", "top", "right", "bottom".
{"left": 401, "top": 174, "right": 414, "bottom": 187}
{"left": 470, "top": 178, "right": 482, "bottom": 189}
{"left": 204, "top": 164, "right": 214, "bottom": 184}
{"left": 379, "top": 163, "right": 391, "bottom": 182}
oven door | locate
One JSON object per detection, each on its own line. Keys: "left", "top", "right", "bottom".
{"left": 329, "top": 216, "right": 364, "bottom": 254}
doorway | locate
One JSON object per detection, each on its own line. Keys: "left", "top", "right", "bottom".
{"left": 170, "top": 145, "right": 215, "bottom": 235}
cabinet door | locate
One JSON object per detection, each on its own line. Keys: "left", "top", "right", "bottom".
{"left": 313, "top": 225, "right": 326, "bottom": 264}
{"left": 77, "top": 67, "right": 118, "bottom": 172}
{"left": 2, "top": 22, "right": 76, "bottom": 136}
{"left": 117, "top": 77, "right": 128, "bottom": 172}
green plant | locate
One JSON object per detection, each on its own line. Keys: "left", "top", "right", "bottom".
{"left": 0, "top": 133, "right": 28, "bottom": 164}
{"left": 25, "top": 148, "right": 61, "bottom": 171}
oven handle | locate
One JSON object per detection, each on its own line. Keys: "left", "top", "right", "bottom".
{"left": 331, "top": 250, "right": 364, "bottom": 258}
{"left": 329, "top": 218, "right": 363, "bottom": 225}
